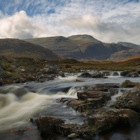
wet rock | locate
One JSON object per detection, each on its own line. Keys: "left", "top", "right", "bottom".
{"left": 0, "top": 66, "right": 4, "bottom": 75}
{"left": 114, "top": 89, "right": 140, "bottom": 112}
{"left": 120, "top": 80, "right": 137, "bottom": 88}
{"left": 109, "top": 88, "right": 119, "bottom": 96}
{"left": 36, "top": 74, "right": 55, "bottom": 82}
{"left": 65, "top": 65, "right": 72, "bottom": 69}
{"left": 42, "top": 65, "right": 58, "bottom": 74}
{"left": 57, "top": 97, "right": 75, "bottom": 104}
{"left": 84, "top": 109, "right": 139, "bottom": 134}
{"left": 58, "top": 124, "right": 77, "bottom": 136}
{"left": 35, "top": 116, "right": 80, "bottom": 139}
{"left": 67, "top": 99, "right": 85, "bottom": 111}
{"left": 58, "top": 71, "right": 65, "bottom": 77}
{"left": 64, "top": 91, "right": 110, "bottom": 114}
{"left": 95, "top": 83, "right": 120, "bottom": 89}
{"left": 79, "top": 72, "right": 92, "bottom": 78}
{"left": 35, "top": 116, "right": 64, "bottom": 138}
{"left": 77, "top": 91, "right": 110, "bottom": 102}
{"left": 102, "top": 71, "right": 110, "bottom": 77}
{"left": 112, "top": 72, "right": 120, "bottom": 76}
{"left": 0, "top": 77, "right": 2, "bottom": 86}
{"left": 121, "top": 70, "right": 140, "bottom": 77}
{"left": 92, "top": 72, "right": 104, "bottom": 78}
{"left": 127, "top": 71, "right": 139, "bottom": 77}
{"left": 67, "top": 133, "right": 79, "bottom": 139}
{"left": 121, "top": 70, "right": 131, "bottom": 77}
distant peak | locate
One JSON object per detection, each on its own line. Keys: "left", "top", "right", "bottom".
{"left": 68, "top": 34, "right": 100, "bottom": 42}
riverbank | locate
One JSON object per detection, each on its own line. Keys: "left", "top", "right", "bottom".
{"left": 0, "top": 57, "right": 140, "bottom": 139}
{"left": 0, "top": 57, "right": 140, "bottom": 85}
{"left": 0, "top": 74, "right": 140, "bottom": 140}
{"left": 34, "top": 82, "right": 140, "bottom": 140}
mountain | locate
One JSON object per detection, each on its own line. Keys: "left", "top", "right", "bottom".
{"left": 110, "top": 49, "right": 140, "bottom": 61}
{"left": 118, "top": 42, "right": 140, "bottom": 49}
{"left": 121, "top": 54, "right": 140, "bottom": 62}
{"left": 25, "top": 35, "right": 140, "bottom": 61}
{"left": 0, "top": 39, "right": 59, "bottom": 60}
{"left": 25, "top": 36, "right": 84, "bottom": 59}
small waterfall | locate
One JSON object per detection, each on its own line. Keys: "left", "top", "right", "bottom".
{"left": 0, "top": 85, "right": 54, "bottom": 132}
{"left": 67, "top": 87, "right": 78, "bottom": 97}
{"left": 58, "top": 75, "right": 78, "bottom": 81}
{"left": 67, "top": 86, "right": 86, "bottom": 98}
{"left": 111, "top": 89, "right": 123, "bottom": 102}
{"left": 108, "top": 71, "right": 122, "bottom": 77}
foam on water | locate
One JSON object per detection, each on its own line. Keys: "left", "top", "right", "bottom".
{"left": 111, "top": 90, "right": 123, "bottom": 102}
{"left": 0, "top": 92, "right": 52, "bottom": 131}
{"left": 57, "top": 75, "right": 78, "bottom": 81}
{"left": 0, "top": 84, "right": 81, "bottom": 132}
{"left": 0, "top": 74, "right": 140, "bottom": 138}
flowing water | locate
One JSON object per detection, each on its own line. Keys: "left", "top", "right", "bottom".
{"left": 0, "top": 74, "right": 140, "bottom": 140}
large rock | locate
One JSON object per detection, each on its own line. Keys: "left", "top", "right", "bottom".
{"left": 77, "top": 91, "right": 110, "bottom": 101}
{"left": 84, "top": 109, "right": 139, "bottom": 134}
{"left": 120, "top": 80, "right": 138, "bottom": 88}
{"left": 35, "top": 116, "right": 64, "bottom": 138}
{"left": 0, "top": 66, "right": 4, "bottom": 75}
{"left": 79, "top": 72, "right": 105, "bottom": 78}
{"left": 60, "top": 91, "right": 110, "bottom": 114}
{"left": 121, "top": 70, "right": 140, "bottom": 77}
{"left": 42, "top": 65, "right": 58, "bottom": 74}
{"left": 95, "top": 83, "right": 120, "bottom": 89}
{"left": 92, "top": 72, "right": 104, "bottom": 78}
{"left": 114, "top": 89, "right": 140, "bottom": 112}
{"left": 79, "top": 72, "right": 92, "bottom": 78}
{"left": 35, "top": 116, "right": 80, "bottom": 139}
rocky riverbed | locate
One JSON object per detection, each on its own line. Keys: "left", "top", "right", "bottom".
{"left": 0, "top": 56, "right": 140, "bottom": 86}
{"left": 0, "top": 58, "right": 140, "bottom": 139}
{"left": 34, "top": 82, "right": 140, "bottom": 140}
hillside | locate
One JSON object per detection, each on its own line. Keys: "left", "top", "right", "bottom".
{"left": 121, "top": 54, "right": 140, "bottom": 61}
{"left": 118, "top": 42, "right": 140, "bottom": 49}
{"left": 110, "top": 49, "right": 140, "bottom": 61}
{"left": 25, "top": 35, "right": 140, "bottom": 61}
{"left": 0, "top": 39, "right": 59, "bottom": 60}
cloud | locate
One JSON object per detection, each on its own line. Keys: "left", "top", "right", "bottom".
{"left": 0, "top": 0, "right": 140, "bottom": 44}
{"left": 0, "top": 11, "right": 45, "bottom": 38}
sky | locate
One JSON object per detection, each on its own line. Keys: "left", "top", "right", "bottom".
{"left": 0, "top": 0, "right": 140, "bottom": 44}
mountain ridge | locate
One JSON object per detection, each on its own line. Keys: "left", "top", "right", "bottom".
{"left": 0, "top": 38, "right": 59, "bottom": 60}
{"left": 25, "top": 34, "right": 140, "bottom": 61}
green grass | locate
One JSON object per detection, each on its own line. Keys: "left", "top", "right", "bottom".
{"left": 55, "top": 58, "right": 140, "bottom": 71}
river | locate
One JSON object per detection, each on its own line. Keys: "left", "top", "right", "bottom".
{"left": 0, "top": 73, "right": 140, "bottom": 140}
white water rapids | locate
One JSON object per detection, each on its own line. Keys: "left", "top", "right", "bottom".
{"left": 0, "top": 74, "right": 140, "bottom": 140}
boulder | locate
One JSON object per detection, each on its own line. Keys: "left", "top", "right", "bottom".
{"left": 67, "top": 133, "right": 79, "bottom": 139}
{"left": 35, "top": 116, "right": 64, "bottom": 138}
{"left": 121, "top": 70, "right": 139, "bottom": 77}
{"left": 95, "top": 83, "right": 120, "bottom": 89}
{"left": 77, "top": 91, "right": 110, "bottom": 103}
{"left": 92, "top": 72, "right": 104, "bottom": 78}
{"left": 58, "top": 124, "right": 77, "bottom": 136}
{"left": 121, "top": 70, "right": 131, "bottom": 77}
{"left": 0, "top": 66, "right": 4, "bottom": 75}
{"left": 112, "top": 72, "right": 120, "bottom": 76}
{"left": 120, "top": 80, "right": 138, "bottom": 88}
{"left": 58, "top": 71, "right": 65, "bottom": 77}
{"left": 114, "top": 89, "right": 140, "bottom": 112}
{"left": 79, "top": 72, "right": 92, "bottom": 78}
{"left": 102, "top": 71, "right": 110, "bottom": 77}
{"left": 42, "top": 65, "right": 58, "bottom": 74}
{"left": 84, "top": 109, "right": 139, "bottom": 134}
{"left": 63, "top": 91, "right": 110, "bottom": 114}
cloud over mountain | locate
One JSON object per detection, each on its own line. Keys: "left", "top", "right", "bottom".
{"left": 0, "top": 0, "right": 140, "bottom": 44}
{"left": 0, "top": 11, "right": 45, "bottom": 38}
